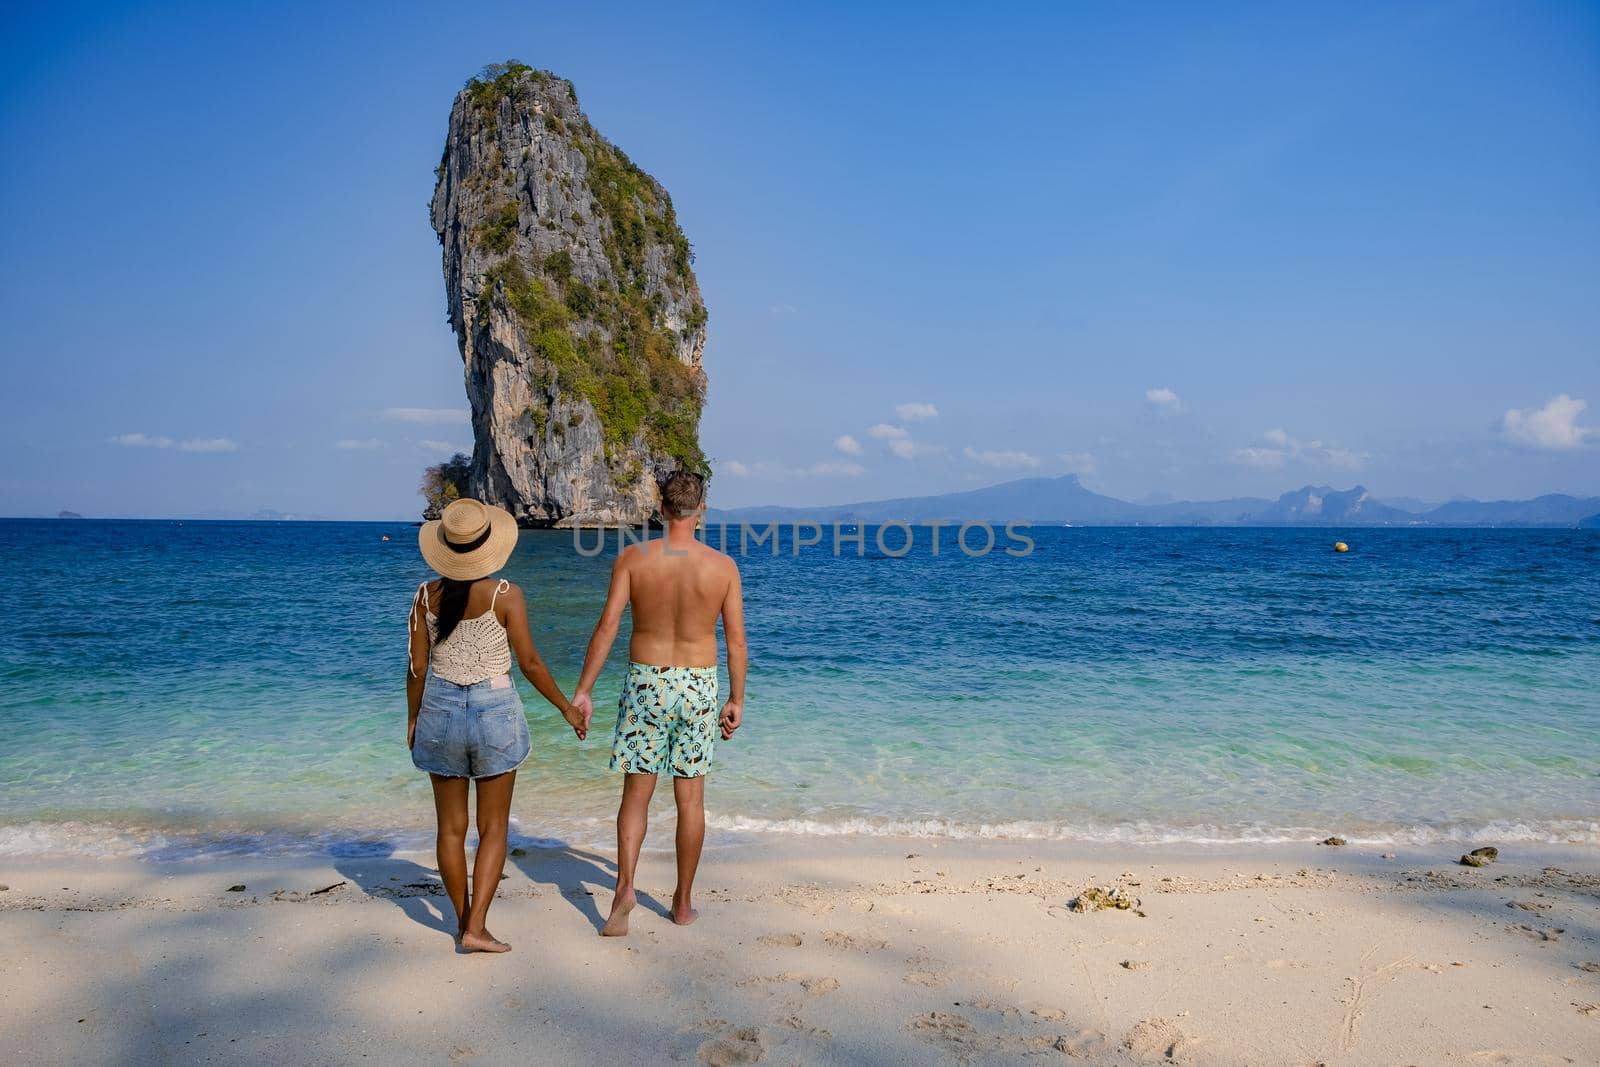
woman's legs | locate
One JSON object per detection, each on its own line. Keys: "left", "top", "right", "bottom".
{"left": 460, "top": 769, "right": 516, "bottom": 952}
{"left": 429, "top": 773, "right": 471, "bottom": 937}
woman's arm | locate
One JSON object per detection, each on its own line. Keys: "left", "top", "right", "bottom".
{"left": 498, "top": 583, "right": 587, "bottom": 740}
{"left": 406, "top": 585, "right": 432, "bottom": 748}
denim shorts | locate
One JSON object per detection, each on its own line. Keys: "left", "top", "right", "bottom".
{"left": 412, "top": 674, "right": 531, "bottom": 779}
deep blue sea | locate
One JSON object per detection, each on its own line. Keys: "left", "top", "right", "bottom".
{"left": 1, "top": 518, "right": 1596, "bottom": 859}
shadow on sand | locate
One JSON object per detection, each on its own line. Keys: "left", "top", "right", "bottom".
{"left": 507, "top": 842, "right": 671, "bottom": 933}
{"left": 329, "top": 838, "right": 669, "bottom": 938}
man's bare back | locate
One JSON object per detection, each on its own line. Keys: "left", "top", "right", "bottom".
{"left": 621, "top": 538, "right": 737, "bottom": 668}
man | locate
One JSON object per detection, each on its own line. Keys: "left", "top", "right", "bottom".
{"left": 571, "top": 471, "right": 747, "bottom": 936}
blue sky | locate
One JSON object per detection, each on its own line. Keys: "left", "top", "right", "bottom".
{"left": 2, "top": 1, "right": 1596, "bottom": 518}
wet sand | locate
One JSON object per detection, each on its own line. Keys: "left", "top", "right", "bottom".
{"left": 3, "top": 837, "right": 1598, "bottom": 1065}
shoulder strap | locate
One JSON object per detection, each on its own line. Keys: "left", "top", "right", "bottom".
{"left": 491, "top": 578, "right": 510, "bottom": 609}
{"left": 408, "top": 582, "right": 431, "bottom": 679}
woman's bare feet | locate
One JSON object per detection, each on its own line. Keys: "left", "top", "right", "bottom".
{"left": 459, "top": 928, "right": 511, "bottom": 953}
{"left": 601, "top": 889, "right": 636, "bottom": 937}
{"left": 672, "top": 893, "right": 699, "bottom": 926}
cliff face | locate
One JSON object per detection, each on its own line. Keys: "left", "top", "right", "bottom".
{"left": 431, "top": 63, "right": 707, "bottom": 526}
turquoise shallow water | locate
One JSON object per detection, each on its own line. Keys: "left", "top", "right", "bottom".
{"left": 0, "top": 519, "right": 1596, "bottom": 857}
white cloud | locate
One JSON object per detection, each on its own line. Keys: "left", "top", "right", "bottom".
{"left": 417, "top": 439, "right": 467, "bottom": 453}
{"left": 1229, "top": 429, "right": 1368, "bottom": 470}
{"left": 866, "top": 423, "right": 908, "bottom": 441}
{"left": 768, "top": 303, "right": 796, "bottom": 317}
{"left": 895, "top": 402, "right": 939, "bottom": 421}
{"left": 964, "top": 446, "right": 1041, "bottom": 469}
{"left": 719, "top": 459, "right": 863, "bottom": 479}
{"left": 383, "top": 407, "right": 468, "bottom": 424}
{"left": 1230, "top": 446, "right": 1287, "bottom": 469}
{"left": 802, "top": 461, "right": 867, "bottom": 477}
{"left": 1145, "top": 387, "right": 1183, "bottom": 414}
{"left": 887, "top": 438, "right": 916, "bottom": 460}
{"left": 111, "top": 433, "right": 174, "bottom": 448}
{"left": 833, "top": 434, "right": 863, "bottom": 456}
{"left": 111, "top": 433, "right": 237, "bottom": 452}
{"left": 1501, "top": 394, "right": 1594, "bottom": 450}
{"left": 178, "top": 437, "right": 238, "bottom": 453}
{"left": 335, "top": 438, "right": 381, "bottom": 451}
{"left": 1059, "top": 451, "right": 1098, "bottom": 475}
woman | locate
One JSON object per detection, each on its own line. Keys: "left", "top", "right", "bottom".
{"left": 407, "top": 497, "right": 589, "bottom": 953}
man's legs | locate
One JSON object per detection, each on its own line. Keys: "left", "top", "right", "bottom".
{"left": 603, "top": 771, "right": 656, "bottom": 936}
{"left": 671, "top": 774, "right": 705, "bottom": 926}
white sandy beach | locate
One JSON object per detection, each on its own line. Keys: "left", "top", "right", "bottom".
{"left": 3, "top": 837, "right": 1597, "bottom": 1065}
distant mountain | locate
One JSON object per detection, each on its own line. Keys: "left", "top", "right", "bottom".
{"left": 1375, "top": 496, "right": 1437, "bottom": 514}
{"left": 1252, "top": 486, "right": 1410, "bottom": 524}
{"left": 1421, "top": 494, "right": 1600, "bottom": 527}
{"left": 709, "top": 476, "right": 1600, "bottom": 528}
{"left": 710, "top": 474, "right": 1143, "bottom": 524}
{"left": 1579, "top": 513, "right": 1600, "bottom": 530}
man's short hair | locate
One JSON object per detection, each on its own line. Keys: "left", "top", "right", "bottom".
{"left": 660, "top": 471, "right": 706, "bottom": 519}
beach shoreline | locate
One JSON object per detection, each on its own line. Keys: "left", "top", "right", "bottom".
{"left": 5, "top": 836, "right": 1597, "bottom": 1065}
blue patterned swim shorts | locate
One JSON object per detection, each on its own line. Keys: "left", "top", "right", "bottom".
{"left": 610, "top": 662, "right": 720, "bottom": 778}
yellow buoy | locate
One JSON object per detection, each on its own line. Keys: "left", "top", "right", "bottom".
{"left": 1334, "top": 541, "right": 1349, "bottom": 553}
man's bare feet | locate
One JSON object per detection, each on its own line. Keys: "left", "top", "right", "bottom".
{"left": 459, "top": 928, "right": 511, "bottom": 953}
{"left": 672, "top": 894, "right": 699, "bottom": 926}
{"left": 601, "top": 889, "right": 636, "bottom": 937}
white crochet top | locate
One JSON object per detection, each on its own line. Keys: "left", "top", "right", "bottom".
{"left": 409, "top": 580, "right": 513, "bottom": 685}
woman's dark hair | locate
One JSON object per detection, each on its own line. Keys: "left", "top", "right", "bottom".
{"left": 432, "top": 577, "right": 477, "bottom": 645}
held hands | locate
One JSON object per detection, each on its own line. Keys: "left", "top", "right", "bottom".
{"left": 719, "top": 699, "right": 743, "bottom": 741}
{"left": 564, "top": 691, "right": 595, "bottom": 741}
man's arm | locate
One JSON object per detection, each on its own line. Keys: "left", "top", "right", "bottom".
{"left": 718, "top": 565, "right": 746, "bottom": 741}
{"left": 571, "top": 551, "right": 632, "bottom": 724}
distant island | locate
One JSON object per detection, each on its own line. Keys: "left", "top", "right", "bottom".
{"left": 709, "top": 475, "right": 1600, "bottom": 528}
{"left": 56, "top": 510, "right": 83, "bottom": 519}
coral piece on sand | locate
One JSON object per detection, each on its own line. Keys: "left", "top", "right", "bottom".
{"left": 1069, "top": 886, "right": 1141, "bottom": 912}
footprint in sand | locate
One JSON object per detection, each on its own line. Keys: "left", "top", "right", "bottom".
{"left": 697, "top": 1026, "right": 766, "bottom": 1066}
{"left": 1053, "top": 1028, "right": 1110, "bottom": 1058}
{"left": 736, "top": 973, "right": 839, "bottom": 997}
{"left": 756, "top": 933, "right": 802, "bottom": 947}
{"left": 1123, "top": 1017, "right": 1194, "bottom": 1062}
{"left": 822, "top": 930, "right": 888, "bottom": 952}
{"left": 904, "top": 969, "right": 950, "bottom": 987}
{"left": 1507, "top": 924, "right": 1565, "bottom": 942}
{"left": 907, "top": 1011, "right": 978, "bottom": 1054}
{"left": 777, "top": 1013, "right": 832, "bottom": 1038}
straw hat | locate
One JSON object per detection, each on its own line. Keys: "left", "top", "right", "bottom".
{"left": 418, "top": 498, "right": 518, "bottom": 580}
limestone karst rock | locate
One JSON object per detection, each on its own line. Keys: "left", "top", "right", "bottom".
{"left": 431, "top": 62, "right": 708, "bottom": 526}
